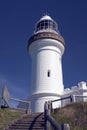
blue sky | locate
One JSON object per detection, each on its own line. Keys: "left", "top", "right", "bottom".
{"left": 0, "top": 0, "right": 87, "bottom": 101}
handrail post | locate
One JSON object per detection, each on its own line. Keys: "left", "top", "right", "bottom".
{"left": 48, "top": 101, "right": 51, "bottom": 115}
{"left": 61, "top": 123, "right": 70, "bottom": 130}
{"left": 44, "top": 101, "right": 51, "bottom": 130}
{"left": 50, "top": 101, "right": 54, "bottom": 113}
{"left": 0, "top": 97, "right": 2, "bottom": 108}
{"left": 47, "top": 101, "right": 51, "bottom": 129}
{"left": 72, "top": 95, "right": 75, "bottom": 102}
{"left": 44, "top": 101, "right": 48, "bottom": 130}
{"left": 26, "top": 101, "right": 31, "bottom": 114}
{"left": 70, "top": 95, "right": 73, "bottom": 103}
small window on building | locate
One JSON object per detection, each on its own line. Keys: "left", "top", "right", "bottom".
{"left": 47, "top": 70, "right": 51, "bottom": 77}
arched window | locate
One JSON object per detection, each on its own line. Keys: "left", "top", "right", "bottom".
{"left": 47, "top": 70, "right": 51, "bottom": 77}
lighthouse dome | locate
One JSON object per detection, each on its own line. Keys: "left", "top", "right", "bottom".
{"left": 39, "top": 15, "right": 53, "bottom": 21}
{"left": 35, "top": 15, "right": 58, "bottom": 33}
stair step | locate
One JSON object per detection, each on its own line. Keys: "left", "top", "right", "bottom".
{"left": 8, "top": 128, "right": 44, "bottom": 129}
{"left": 5, "top": 112, "right": 44, "bottom": 130}
{"left": 5, "top": 128, "right": 44, "bottom": 130}
{"left": 10, "top": 124, "right": 44, "bottom": 127}
{"left": 16, "top": 120, "right": 44, "bottom": 123}
{"left": 9, "top": 126, "right": 44, "bottom": 129}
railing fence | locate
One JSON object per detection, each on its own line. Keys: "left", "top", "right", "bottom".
{"left": 0, "top": 86, "right": 31, "bottom": 114}
{"left": 44, "top": 94, "right": 87, "bottom": 130}
{"left": 44, "top": 96, "right": 72, "bottom": 130}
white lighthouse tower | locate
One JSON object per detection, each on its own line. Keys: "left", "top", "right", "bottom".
{"left": 28, "top": 15, "right": 65, "bottom": 112}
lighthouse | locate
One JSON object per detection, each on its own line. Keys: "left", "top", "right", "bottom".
{"left": 28, "top": 15, "right": 65, "bottom": 112}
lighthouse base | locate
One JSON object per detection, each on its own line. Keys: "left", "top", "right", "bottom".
{"left": 29, "top": 93, "right": 61, "bottom": 112}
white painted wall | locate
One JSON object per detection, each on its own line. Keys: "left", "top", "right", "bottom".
{"left": 30, "top": 95, "right": 61, "bottom": 112}
{"left": 29, "top": 38, "right": 64, "bottom": 112}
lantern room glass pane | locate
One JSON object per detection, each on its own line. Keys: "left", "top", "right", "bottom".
{"left": 36, "top": 20, "right": 58, "bottom": 32}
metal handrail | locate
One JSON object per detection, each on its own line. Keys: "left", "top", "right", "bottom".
{"left": 46, "top": 114, "right": 61, "bottom": 130}
{"left": 0, "top": 86, "right": 31, "bottom": 114}
{"left": 44, "top": 100, "right": 70, "bottom": 130}
{"left": 51, "top": 95, "right": 72, "bottom": 103}
{"left": 44, "top": 101, "right": 61, "bottom": 130}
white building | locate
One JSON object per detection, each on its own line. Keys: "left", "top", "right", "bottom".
{"left": 61, "top": 81, "right": 87, "bottom": 107}
{"left": 27, "top": 15, "right": 87, "bottom": 112}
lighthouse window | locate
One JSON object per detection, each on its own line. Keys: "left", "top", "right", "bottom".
{"left": 40, "top": 21, "right": 44, "bottom": 29}
{"left": 35, "top": 20, "right": 58, "bottom": 32}
{"left": 47, "top": 70, "right": 51, "bottom": 77}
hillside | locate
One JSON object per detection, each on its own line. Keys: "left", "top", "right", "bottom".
{"left": 0, "top": 102, "right": 87, "bottom": 130}
{"left": 0, "top": 108, "right": 24, "bottom": 130}
{"left": 52, "top": 102, "right": 87, "bottom": 130}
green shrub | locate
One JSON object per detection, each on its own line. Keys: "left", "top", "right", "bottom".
{"left": 51, "top": 102, "right": 87, "bottom": 130}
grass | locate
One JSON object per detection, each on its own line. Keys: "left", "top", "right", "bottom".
{"left": 0, "top": 108, "right": 24, "bottom": 130}
{"left": 52, "top": 102, "right": 87, "bottom": 130}
{"left": 0, "top": 102, "right": 87, "bottom": 130}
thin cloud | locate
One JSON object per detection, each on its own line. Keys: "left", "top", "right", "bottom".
{"left": 0, "top": 75, "right": 27, "bottom": 99}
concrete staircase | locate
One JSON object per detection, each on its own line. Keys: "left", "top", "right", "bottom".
{"left": 5, "top": 113, "right": 44, "bottom": 130}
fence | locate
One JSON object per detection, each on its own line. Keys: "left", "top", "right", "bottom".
{"left": 0, "top": 86, "right": 31, "bottom": 114}
{"left": 44, "top": 94, "right": 87, "bottom": 130}
{"left": 10, "top": 98, "right": 31, "bottom": 114}
{"left": 44, "top": 96, "right": 72, "bottom": 130}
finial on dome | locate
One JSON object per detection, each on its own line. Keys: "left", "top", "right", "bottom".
{"left": 44, "top": 11, "right": 49, "bottom": 16}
